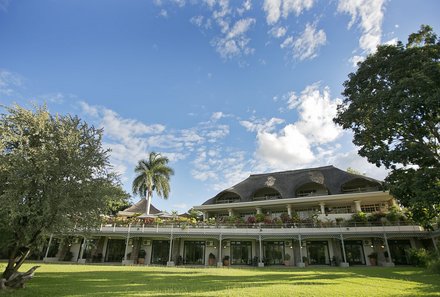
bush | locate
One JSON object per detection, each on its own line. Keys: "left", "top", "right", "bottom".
{"left": 407, "top": 248, "right": 431, "bottom": 267}
{"left": 351, "top": 211, "right": 368, "bottom": 222}
{"left": 428, "top": 257, "right": 440, "bottom": 274}
{"left": 255, "top": 214, "right": 265, "bottom": 223}
{"left": 246, "top": 216, "right": 256, "bottom": 224}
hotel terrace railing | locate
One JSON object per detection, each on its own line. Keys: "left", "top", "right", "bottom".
{"left": 94, "top": 221, "right": 426, "bottom": 236}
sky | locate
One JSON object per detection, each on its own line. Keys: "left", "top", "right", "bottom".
{"left": 1, "top": 0, "right": 439, "bottom": 213}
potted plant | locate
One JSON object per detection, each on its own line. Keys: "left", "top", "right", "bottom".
{"left": 368, "top": 252, "right": 378, "bottom": 266}
{"left": 223, "top": 255, "right": 230, "bottom": 266}
{"left": 138, "top": 250, "right": 146, "bottom": 265}
{"left": 284, "top": 253, "right": 291, "bottom": 266}
{"left": 208, "top": 253, "right": 216, "bottom": 266}
{"left": 302, "top": 256, "right": 309, "bottom": 266}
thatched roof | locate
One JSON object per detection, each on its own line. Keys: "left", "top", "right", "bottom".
{"left": 122, "top": 199, "right": 160, "bottom": 214}
{"left": 202, "top": 165, "right": 382, "bottom": 205}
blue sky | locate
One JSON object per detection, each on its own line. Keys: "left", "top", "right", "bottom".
{"left": 1, "top": 0, "right": 439, "bottom": 213}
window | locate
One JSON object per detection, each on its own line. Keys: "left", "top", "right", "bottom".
{"left": 361, "top": 203, "right": 387, "bottom": 213}
{"left": 328, "top": 205, "right": 352, "bottom": 214}
{"left": 295, "top": 183, "right": 329, "bottom": 197}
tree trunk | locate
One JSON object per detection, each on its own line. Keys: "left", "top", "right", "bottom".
{"left": 146, "top": 192, "right": 152, "bottom": 215}
{"left": 1, "top": 266, "right": 40, "bottom": 289}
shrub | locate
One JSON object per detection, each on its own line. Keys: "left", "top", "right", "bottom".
{"left": 351, "top": 211, "right": 368, "bottom": 222}
{"left": 407, "top": 248, "right": 436, "bottom": 268}
{"left": 246, "top": 216, "right": 256, "bottom": 224}
{"left": 255, "top": 213, "right": 265, "bottom": 223}
{"left": 280, "top": 213, "right": 291, "bottom": 223}
{"left": 428, "top": 257, "right": 440, "bottom": 274}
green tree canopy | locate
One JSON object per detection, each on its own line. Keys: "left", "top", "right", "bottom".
{"left": 132, "top": 152, "right": 174, "bottom": 215}
{"left": 0, "top": 104, "right": 127, "bottom": 281}
{"left": 334, "top": 25, "right": 440, "bottom": 226}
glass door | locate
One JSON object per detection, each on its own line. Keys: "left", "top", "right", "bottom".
{"left": 105, "top": 239, "right": 125, "bottom": 262}
{"left": 307, "top": 241, "right": 329, "bottom": 265}
{"left": 184, "top": 241, "right": 205, "bottom": 265}
{"left": 263, "top": 241, "right": 285, "bottom": 265}
{"left": 343, "top": 240, "right": 366, "bottom": 265}
{"left": 388, "top": 240, "right": 411, "bottom": 265}
{"left": 230, "top": 241, "right": 252, "bottom": 265}
{"left": 151, "top": 240, "right": 170, "bottom": 265}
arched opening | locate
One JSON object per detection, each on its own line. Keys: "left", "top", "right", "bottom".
{"left": 215, "top": 192, "right": 241, "bottom": 204}
{"left": 295, "top": 182, "right": 329, "bottom": 197}
{"left": 341, "top": 178, "right": 380, "bottom": 193}
{"left": 252, "top": 187, "right": 281, "bottom": 201}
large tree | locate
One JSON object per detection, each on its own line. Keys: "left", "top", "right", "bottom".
{"left": 0, "top": 104, "right": 127, "bottom": 283}
{"left": 334, "top": 25, "right": 440, "bottom": 226}
{"left": 132, "top": 152, "right": 174, "bottom": 215}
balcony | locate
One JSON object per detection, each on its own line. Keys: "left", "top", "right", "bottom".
{"left": 91, "top": 221, "right": 426, "bottom": 237}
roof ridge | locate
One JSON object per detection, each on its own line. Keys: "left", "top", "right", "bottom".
{"left": 249, "top": 165, "right": 335, "bottom": 177}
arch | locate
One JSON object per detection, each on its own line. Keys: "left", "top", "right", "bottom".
{"left": 252, "top": 187, "right": 282, "bottom": 201}
{"left": 214, "top": 191, "right": 241, "bottom": 204}
{"left": 341, "top": 178, "right": 381, "bottom": 194}
{"left": 295, "top": 182, "right": 329, "bottom": 197}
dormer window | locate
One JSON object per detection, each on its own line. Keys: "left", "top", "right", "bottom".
{"left": 295, "top": 182, "right": 329, "bottom": 197}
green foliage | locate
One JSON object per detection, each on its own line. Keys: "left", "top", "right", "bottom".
{"left": 0, "top": 104, "right": 126, "bottom": 277}
{"left": 255, "top": 213, "right": 265, "bottom": 223}
{"left": 132, "top": 152, "right": 174, "bottom": 213}
{"left": 334, "top": 25, "right": 440, "bottom": 224}
{"left": 428, "top": 257, "right": 440, "bottom": 274}
{"left": 351, "top": 211, "right": 368, "bottom": 222}
{"left": 407, "top": 248, "right": 431, "bottom": 267}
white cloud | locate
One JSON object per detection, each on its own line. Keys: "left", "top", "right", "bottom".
{"left": 212, "top": 18, "right": 256, "bottom": 59}
{"left": 263, "top": 0, "right": 282, "bottom": 25}
{"left": 338, "top": 0, "right": 385, "bottom": 54}
{"left": 0, "top": 0, "right": 10, "bottom": 11}
{"left": 256, "top": 125, "right": 315, "bottom": 168}
{"left": 245, "top": 82, "right": 343, "bottom": 170}
{"left": 270, "top": 26, "right": 287, "bottom": 38}
{"left": 281, "top": 23, "right": 326, "bottom": 60}
{"left": 384, "top": 37, "right": 398, "bottom": 46}
{"left": 240, "top": 117, "right": 285, "bottom": 133}
{"left": 210, "top": 111, "right": 224, "bottom": 121}
{"left": 295, "top": 83, "right": 342, "bottom": 144}
{"left": 0, "top": 69, "right": 23, "bottom": 96}
{"left": 159, "top": 9, "right": 168, "bottom": 18}
{"left": 349, "top": 55, "right": 364, "bottom": 67}
{"left": 282, "top": 0, "right": 314, "bottom": 18}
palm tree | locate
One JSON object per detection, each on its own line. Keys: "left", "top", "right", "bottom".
{"left": 132, "top": 152, "right": 174, "bottom": 215}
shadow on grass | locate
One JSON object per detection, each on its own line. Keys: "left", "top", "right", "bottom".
{"left": 3, "top": 265, "right": 439, "bottom": 297}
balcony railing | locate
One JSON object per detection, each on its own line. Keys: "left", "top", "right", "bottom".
{"left": 95, "top": 220, "right": 424, "bottom": 233}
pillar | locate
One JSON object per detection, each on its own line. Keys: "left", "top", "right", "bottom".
{"left": 432, "top": 237, "right": 439, "bottom": 253}
{"left": 298, "top": 234, "right": 305, "bottom": 268}
{"left": 228, "top": 208, "right": 234, "bottom": 217}
{"left": 256, "top": 207, "right": 262, "bottom": 215}
{"left": 258, "top": 235, "right": 264, "bottom": 267}
{"left": 319, "top": 202, "right": 326, "bottom": 215}
{"left": 340, "top": 234, "right": 349, "bottom": 267}
{"left": 354, "top": 200, "right": 361, "bottom": 212}
{"left": 383, "top": 233, "right": 395, "bottom": 267}
{"left": 78, "top": 237, "right": 87, "bottom": 263}
{"left": 217, "top": 234, "right": 223, "bottom": 267}
{"left": 203, "top": 212, "right": 209, "bottom": 220}
{"left": 287, "top": 205, "right": 292, "bottom": 217}
{"left": 167, "top": 224, "right": 175, "bottom": 266}
{"left": 44, "top": 234, "right": 53, "bottom": 260}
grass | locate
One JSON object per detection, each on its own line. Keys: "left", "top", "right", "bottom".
{"left": 1, "top": 263, "right": 439, "bottom": 297}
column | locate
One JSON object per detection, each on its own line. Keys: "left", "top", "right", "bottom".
{"left": 319, "top": 202, "right": 326, "bottom": 215}
{"left": 228, "top": 208, "right": 234, "bottom": 217}
{"left": 167, "top": 224, "right": 175, "bottom": 266}
{"left": 43, "top": 234, "right": 54, "bottom": 262}
{"left": 256, "top": 207, "right": 262, "bottom": 215}
{"left": 217, "top": 234, "right": 223, "bottom": 267}
{"left": 432, "top": 237, "right": 439, "bottom": 253}
{"left": 340, "top": 234, "right": 349, "bottom": 267}
{"left": 298, "top": 234, "right": 305, "bottom": 268}
{"left": 203, "top": 212, "right": 208, "bottom": 221}
{"left": 258, "top": 235, "right": 264, "bottom": 267}
{"left": 354, "top": 200, "right": 362, "bottom": 212}
{"left": 78, "top": 237, "right": 87, "bottom": 264}
{"left": 383, "top": 233, "right": 395, "bottom": 267}
{"left": 286, "top": 205, "right": 292, "bottom": 217}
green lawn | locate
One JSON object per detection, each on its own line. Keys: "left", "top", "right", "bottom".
{"left": 1, "top": 263, "right": 439, "bottom": 297}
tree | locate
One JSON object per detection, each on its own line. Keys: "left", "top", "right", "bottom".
{"left": 334, "top": 25, "right": 440, "bottom": 226}
{"left": 132, "top": 152, "right": 174, "bottom": 215}
{"left": 0, "top": 104, "right": 127, "bottom": 284}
